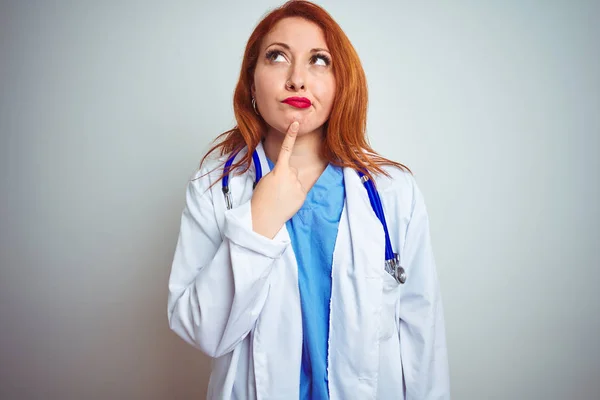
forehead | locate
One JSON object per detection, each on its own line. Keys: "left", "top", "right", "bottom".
{"left": 262, "top": 17, "right": 328, "bottom": 50}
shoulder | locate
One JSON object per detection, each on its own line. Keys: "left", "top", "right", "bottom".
{"left": 371, "top": 164, "right": 425, "bottom": 218}
{"left": 358, "top": 149, "right": 416, "bottom": 198}
{"left": 186, "top": 151, "right": 229, "bottom": 199}
{"left": 373, "top": 164, "right": 417, "bottom": 197}
{"left": 188, "top": 147, "right": 249, "bottom": 193}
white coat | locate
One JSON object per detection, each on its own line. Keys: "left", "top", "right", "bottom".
{"left": 167, "top": 142, "right": 450, "bottom": 399}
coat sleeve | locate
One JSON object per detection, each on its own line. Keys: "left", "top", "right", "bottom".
{"left": 167, "top": 169, "right": 291, "bottom": 358}
{"left": 398, "top": 174, "right": 451, "bottom": 399}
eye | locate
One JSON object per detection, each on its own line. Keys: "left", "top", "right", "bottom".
{"left": 266, "top": 49, "right": 286, "bottom": 63}
{"left": 312, "top": 53, "right": 331, "bottom": 67}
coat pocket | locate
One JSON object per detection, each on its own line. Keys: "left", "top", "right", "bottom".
{"left": 379, "top": 270, "right": 401, "bottom": 340}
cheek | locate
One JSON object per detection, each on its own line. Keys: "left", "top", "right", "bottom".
{"left": 253, "top": 69, "right": 272, "bottom": 96}
{"left": 314, "top": 78, "right": 336, "bottom": 108}
{"left": 254, "top": 68, "right": 284, "bottom": 96}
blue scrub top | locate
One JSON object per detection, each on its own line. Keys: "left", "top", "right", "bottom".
{"left": 266, "top": 157, "right": 345, "bottom": 400}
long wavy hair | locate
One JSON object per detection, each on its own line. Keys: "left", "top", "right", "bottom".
{"left": 199, "top": 0, "right": 411, "bottom": 186}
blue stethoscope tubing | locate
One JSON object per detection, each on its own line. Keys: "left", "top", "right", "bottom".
{"left": 221, "top": 149, "right": 406, "bottom": 284}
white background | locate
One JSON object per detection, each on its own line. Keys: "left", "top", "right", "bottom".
{"left": 1, "top": 0, "right": 598, "bottom": 398}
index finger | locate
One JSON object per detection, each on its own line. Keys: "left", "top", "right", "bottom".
{"left": 276, "top": 121, "right": 299, "bottom": 168}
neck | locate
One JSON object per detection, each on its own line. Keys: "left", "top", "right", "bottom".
{"left": 262, "top": 126, "right": 328, "bottom": 172}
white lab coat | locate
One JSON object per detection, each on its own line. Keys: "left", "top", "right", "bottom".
{"left": 167, "top": 142, "right": 450, "bottom": 399}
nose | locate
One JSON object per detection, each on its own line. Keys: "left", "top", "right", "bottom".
{"left": 286, "top": 80, "right": 305, "bottom": 91}
{"left": 286, "top": 63, "right": 306, "bottom": 91}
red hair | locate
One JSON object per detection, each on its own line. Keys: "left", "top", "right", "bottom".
{"left": 199, "top": 0, "right": 411, "bottom": 185}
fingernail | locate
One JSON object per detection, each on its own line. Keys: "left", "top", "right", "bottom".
{"left": 291, "top": 121, "right": 299, "bottom": 132}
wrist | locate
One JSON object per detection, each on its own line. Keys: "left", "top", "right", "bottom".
{"left": 250, "top": 202, "right": 284, "bottom": 239}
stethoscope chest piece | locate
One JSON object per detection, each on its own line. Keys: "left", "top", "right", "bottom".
{"left": 396, "top": 267, "right": 407, "bottom": 284}
{"left": 385, "top": 253, "right": 407, "bottom": 284}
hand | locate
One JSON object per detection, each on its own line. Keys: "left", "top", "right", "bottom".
{"left": 251, "top": 120, "right": 307, "bottom": 239}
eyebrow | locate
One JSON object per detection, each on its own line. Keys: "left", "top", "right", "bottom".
{"left": 266, "top": 42, "right": 330, "bottom": 54}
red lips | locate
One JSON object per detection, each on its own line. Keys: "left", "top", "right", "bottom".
{"left": 282, "top": 97, "right": 311, "bottom": 109}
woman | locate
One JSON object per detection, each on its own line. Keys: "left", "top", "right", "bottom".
{"left": 167, "top": 1, "right": 450, "bottom": 399}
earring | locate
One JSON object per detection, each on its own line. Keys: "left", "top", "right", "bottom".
{"left": 252, "top": 97, "right": 260, "bottom": 115}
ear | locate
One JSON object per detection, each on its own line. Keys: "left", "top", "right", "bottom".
{"left": 250, "top": 83, "right": 256, "bottom": 97}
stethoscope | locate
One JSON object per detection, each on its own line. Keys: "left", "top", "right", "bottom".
{"left": 222, "top": 149, "right": 407, "bottom": 284}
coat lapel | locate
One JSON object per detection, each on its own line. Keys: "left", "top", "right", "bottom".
{"left": 250, "top": 141, "right": 301, "bottom": 399}
{"left": 328, "top": 167, "right": 386, "bottom": 399}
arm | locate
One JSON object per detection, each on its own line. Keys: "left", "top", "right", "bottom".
{"left": 398, "top": 175, "right": 451, "bottom": 399}
{"left": 167, "top": 169, "right": 290, "bottom": 358}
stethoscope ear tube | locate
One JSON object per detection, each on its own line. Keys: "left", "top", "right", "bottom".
{"left": 222, "top": 148, "right": 263, "bottom": 210}
{"left": 358, "top": 171, "right": 406, "bottom": 284}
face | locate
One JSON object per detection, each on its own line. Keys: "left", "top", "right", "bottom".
{"left": 252, "top": 17, "right": 336, "bottom": 137}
